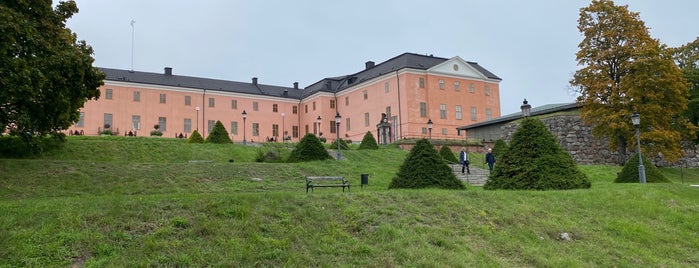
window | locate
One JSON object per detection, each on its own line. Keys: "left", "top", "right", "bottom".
{"left": 76, "top": 112, "right": 85, "bottom": 127}
{"left": 442, "top": 128, "right": 447, "bottom": 135}
{"left": 292, "top": 126, "right": 299, "bottom": 138}
{"left": 132, "top": 115, "right": 141, "bottom": 130}
{"left": 456, "top": 105, "right": 462, "bottom": 120}
{"left": 345, "top": 97, "right": 349, "bottom": 106}
{"left": 346, "top": 118, "right": 351, "bottom": 131}
{"left": 185, "top": 95, "right": 191, "bottom": 106}
{"left": 440, "top": 104, "right": 447, "bottom": 119}
{"left": 471, "top": 107, "right": 477, "bottom": 121}
{"left": 364, "top": 113, "right": 370, "bottom": 127}
{"left": 485, "top": 85, "right": 491, "bottom": 96}
{"left": 469, "top": 83, "right": 475, "bottom": 93}
{"left": 273, "top": 104, "right": 278, "bottom": 113}
{"left": 133, "top": 91, "right": 140, "bottom": 102}
{"left": 272, "top": 124, "right": 279, "bottom": 137}
{"left": 421, "top": 127, "right": 427, "bottom": 134}
{"left": 159, "top": 94, "right": 166, "bottom": 104}
{"left": 420, "top": 102, "right": 427, "bottom": 117}
{"left": 439, "top": 79, "right": 445, "bottom": 89}
{"left": 104, "top": 113, "right": 113, "bottom": 128}
{"left": 184, "top": 118, "right": 191, "bottom": 133}
{"left": 330, "top": 120, "right": 336, "bottom": 134}
{"left": 253, "top": 102, "right": 259, "bottom": 111}
{"left": 385, "top": 82, "right": 389, "bottom": 93}
{"left": 231, "top": 121, "right": 238, "bottom": 135}
{"left": 330, "top": 100, "right": 335, "bottom": 109}
{"left": 305, "top": 125, "right": 309, "bottom": 135}
{"left": 486, "top": 108, "right": 492, "bottom": 120}
{"left": 363, "top": 90, "right": 368, "bottom": 100}
{"left": 231, "top": 99, "right": 237, "bottom": 109}
{"left": 305, "top": 105, "right": 308, "bottom": 113}
{"left": 252, "top": 123, "right": 259, "bottom": 136}
{"left": 419, "top": 77, "right": 425, "bottom": 88}
{"left": 208, "top": 97, "right": 215, "bottom": 108}
{"left": 105, "top": 89, "right": 113, "bottom": 100}
{"left": 158, "top": 117, "right": 167, "bottom": 131}
{"left": 312, "top": 101, "right": 316, "bottom": 111}
{"left": 292, "top": 106, "right": 298, "bottom": 114}
{"left": 313, "top": 122, "right": 318, "bottom": 134}
{"left": 208, "top": 120, "right": 215, "bottom": 133}
{"left": 454, "top": 81, "right": 460, "bottom": 91}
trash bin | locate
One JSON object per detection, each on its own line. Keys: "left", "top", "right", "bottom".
{"left": 361, "top": 174, "right": 369, "bottom": 188}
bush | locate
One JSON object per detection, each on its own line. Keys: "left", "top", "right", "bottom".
{"left": 99, "top": 129, "right": 113, "bottom": 136}
{"left": 0, "top": 133, "right": 65, "bottom": 157}
{"left": 287, "top": 133, "right": 332, "bottom": 162}
{"left": 439, "top": 146, "right": 458, "bottom": 163}
{"left": 187, "top": 130, "right": 205, "bottom": 144}
{"left": 615, "top": 153, "right": 670, "bottom": 183}
{"left": 149, "top": 130, "right": 163, "bottom": 136}
{"left": 389, "top": 139, "right": 465, "bottom": 190}
{"left": 491, "top": 139, "right": 508, "bottom": 158}
{"left": 358, "top": 131, "right": 379, "bottom": 150}
{"left": 328, "top": 138, "right": 350, "bottom": 150}
{"left": 484, "top": 118, "right": 590, "bottom": 190}
{"left": 205, "top": 121, "right": 232, "bottom": 144}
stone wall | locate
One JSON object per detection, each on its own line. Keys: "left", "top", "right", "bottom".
{"left": 501, "top": 115, "right": 699, "bottom": 167}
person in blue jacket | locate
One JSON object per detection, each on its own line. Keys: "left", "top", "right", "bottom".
{"left": 485, "top": 148, "right": 496, "bottom": 172}
{"left": 459, "top": 147, "right": 470, "bottom": 174}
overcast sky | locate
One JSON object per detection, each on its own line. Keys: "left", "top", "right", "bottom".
{"left": 63, "top": 0, "right": 698, "bottom": 115}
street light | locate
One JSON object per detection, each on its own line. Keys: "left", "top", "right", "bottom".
{"left": 317, "top": 116, "right": 322, "bottom": 137}
{"left": 195, "top": 106, "right": 200, "bottom": 131}
{"left": 427, "top": 119, "right": 433, "bottom": 141}
{"left": 242, "top": 110, "right": 247, "bottom": 145}
{"left": 521, "top": 98, "right": 531, "bottom": 117}
{"left": 335, "top": 112, "right": 341, "bottom": 160}
{"left": 281, "top": 112, "right": 285, "bottom": 142}
{"left": 632, "top": 111, "right": 646, "bottom": 183}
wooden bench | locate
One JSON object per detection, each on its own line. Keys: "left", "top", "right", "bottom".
{"left": 305, "top": 176, "right": 350, "bottom": 193}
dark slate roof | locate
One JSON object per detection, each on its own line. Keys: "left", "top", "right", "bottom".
{"left": 301, "top": 52, "right": 501, "bottom": 98}
{"left": 457, "top": 102, "right": 580, "bottom": 130}
{"left": 99, "top": 67, "right": 304, "bottom": 99}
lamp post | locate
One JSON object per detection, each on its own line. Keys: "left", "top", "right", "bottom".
{"left": 632, "top": 112, "right": 646, "bottom": 183}
{"left": 242, "top": 110, "right": 247, "bottom": 145}
{"left": 281, "top": 112, "right": 285, "bottom": 142}
{"left": 427, "top": 119, "right": 433, "bottom": 141}
{"left": 195, "top": 106, "right": 200, "bottom": 131}
{"left": 317, "top": 116, "right": 322, "bottom": 137}
{"left": 335, "top": 112, "right": 341, "bottom": 160}
{"left": 520, "top": 98, "right": 531, "bottom": 117}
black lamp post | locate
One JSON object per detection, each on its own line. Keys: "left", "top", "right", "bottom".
{"left": 427, "top": 119, "right": 433, "bottom": 141}
{"left": 281, "top": 112, "right": 285, "bottom": 142}
{"left": 632, "top": 112, "right": 646, "bottom": 183}
{"left": 335, "top": 112, "right": 341, "bottom": 160}
{"left": 242, "top": 110, "right": 247, "bottom": 145}
{"left": 317, "top": 116, "right": 322, "bottom": 138}
{"left": 195, "top": 106, "right": 200, "bottom": 131}
{"left": 521, "top": 98, "right": 531, "bottom": 117}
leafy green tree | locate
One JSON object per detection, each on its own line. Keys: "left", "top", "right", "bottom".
{"left": 205, "top": 121, "right": 232, "bottom": 144}
{"left": 484, "top": 118, "right": 590, "bottom": 190}
{"left": 287, "top": 133, "right": 332, "bottom": 162}
{"left": 358, "top": 131, "right": 379, "bottom": 150}
{"left": 570, "top": 0, "right": 695, "bottom": 164}
{"left": 672, "top": 37, "right": 699, "bottom": 142}
{"left": 615, "top": 153, "right": 670, "bottom": 183}
{"left": 389, "top": 139, "right": 465, "bottom": 190}
{"left": 187, "top": 130, "right": 205, "bottom": 144}
{"left": 438, "top": 146, "right": 458, "bottom": 163}
{"left": 0, "top": 1, "right": 104, "bottom": 139}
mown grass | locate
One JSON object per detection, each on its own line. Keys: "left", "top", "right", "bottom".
{"left": 1, "top": 136, "right": 699, "bottom": 267}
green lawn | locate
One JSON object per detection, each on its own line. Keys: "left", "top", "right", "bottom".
{"left": 1, "top": 136, "right": 698, "bottom": 267}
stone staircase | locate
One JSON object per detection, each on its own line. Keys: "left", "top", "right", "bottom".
{"left": 450, "top": 164, "right": 490, "bottom": 186}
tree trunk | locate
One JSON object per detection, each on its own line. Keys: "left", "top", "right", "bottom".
{"left": 616, "top": 134, "right": 627, "bottom": 165}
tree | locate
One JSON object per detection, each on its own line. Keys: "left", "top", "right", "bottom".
{"left": 491, "top": 139, "right": 508, "bottom": 159}
{"left": 205, "top": 121, "right": 232, "bottom": 143}
{"left": 484, "top": 118, "right": 590, "bottom": 190}
{"left": 671, "top": 37, "right": 699, "bottom": 141}
{"left": 287, "top": 133, "right": 332, "bottom": 162}
{"left": 0, "top": 1, "right": 104, "bottom": 139}
{"left": 187, "top": 130, "right": 205, "bottom": 144}
{"left": 570, "top": 0, "right": 695, "bottom": 164}
{"left": 389, "top": 139, "right": 465, "bottom": 190}
{"left": 615, "top": 153, "right": 670, "bottom": 183}
{"left": 358, "top": 131, "right": 379, "bottom": 150}
{"left": 438, "top": 146, "right": 458, "bottom": 163}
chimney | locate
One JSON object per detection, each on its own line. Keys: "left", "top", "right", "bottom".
{"left": 164, "top": 67, "right": 172, "bottom": 75}
{"left": 293, "top": 82, "right": 299, "bottom": 89}
{"left": 283, "top": 89, "right": 288, "bottom": 97}
{"left": 252, "top": 77, "right": 258, "bottom": 85}
{"left": 365, "top": 61, "right": 375, "bottom": 70}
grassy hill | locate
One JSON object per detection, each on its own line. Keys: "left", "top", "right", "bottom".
{"left": 1, "top": 136, "right": 699, "bottom": 267}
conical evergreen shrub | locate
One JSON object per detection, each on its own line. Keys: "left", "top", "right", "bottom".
{"left": 484, "top": 118, "right": 590, "bottom": 190}
{"left": 358, "top": 131, "right": 379, "bottom": 150}
{"left": 287, "top": 133, "right": 332, "bottom": 162}
{"left": 328, "top": 138, "right": 350, "bottom": 150}
{"left": 491, "top": 139, "right": 508, "bottom": 158}
{"left": 615, "top": 153, "right": 670, "bottom": 183}
{"left": 205, "top": 121, "right": 232, "bottom": 144}
{"left": 389, "top": 139, "right": 465, "bottom": 189}
{"left": 439, "top": 146, "right": 458, "bottom": 163}
{"left": 187, "top": 130, "right": 205, "bottom": 144}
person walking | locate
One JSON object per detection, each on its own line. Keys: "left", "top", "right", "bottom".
{"left": 459, "top": 147, "right": 470, "bottom": 174}
{"left": 485, "top": 148, "right": 496, "bottom": 172}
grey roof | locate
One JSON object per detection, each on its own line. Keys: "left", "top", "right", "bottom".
{"left": 301, "top": 53, "right": 501, "bottom": 98}
{"left": 99, "top": 67, "right": 304, "bottom": 99}
{"left": 457, "top": 102, "right": 580, "bottom": 130}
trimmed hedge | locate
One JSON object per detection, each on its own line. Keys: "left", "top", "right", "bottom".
{"left": 358, "top": 131, "right": 379, "bottom": 150}
{"left": 439, "top": 146, "right": 458, "bottom": 163}
{"left": 328, "top": 138, "right": 350, "bottom": 150}
{"left": 287, "top": 133, "right": 332, "bottom": 162}
{"left": 389, "top": 139, "right": 465, "bottom": 190}
{"left": 205, "top": 121, "right": 232, "bottom": 143}
{"left": 615, "top": 153, "right": 670, "bottom": 183}
{"left": 187, "top": 130, "right": 205, "bottom": 144}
